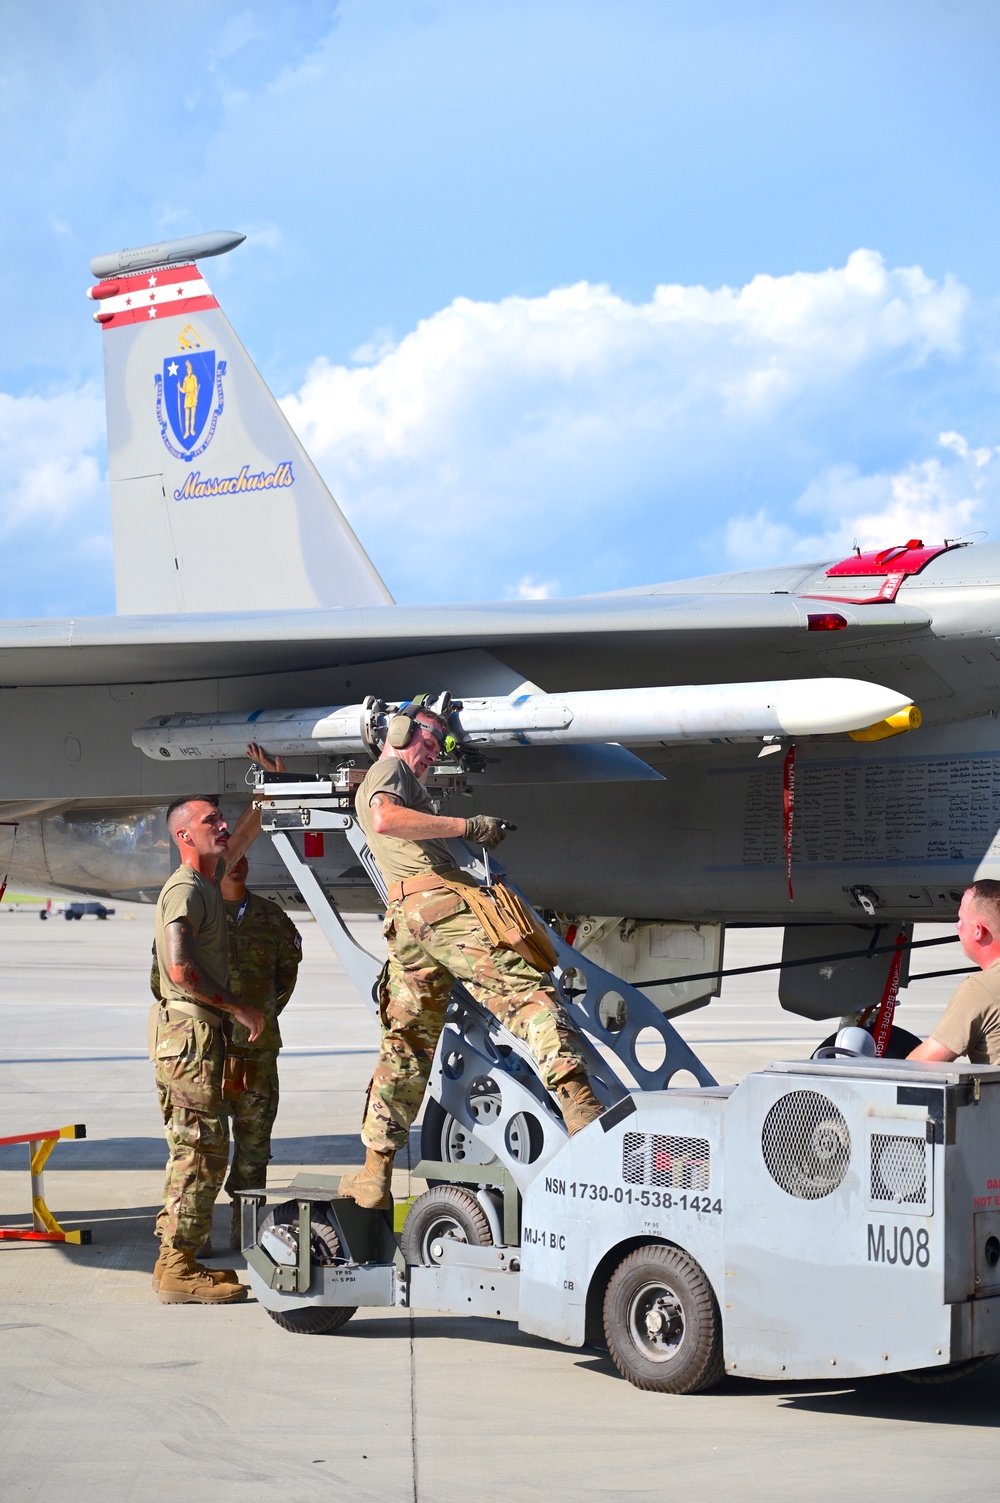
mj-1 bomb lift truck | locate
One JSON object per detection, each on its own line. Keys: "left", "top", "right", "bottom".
{"left": 239, "top": 767, "right": 1000, "bottom": 1393}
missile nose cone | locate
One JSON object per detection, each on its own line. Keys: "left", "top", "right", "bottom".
{"left": 774, "top": 678, "right": 915, "bottom": 736}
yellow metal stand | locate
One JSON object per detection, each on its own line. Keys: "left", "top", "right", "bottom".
{"left": 0, "top": 1124, "right": 91, "bottom": 1244}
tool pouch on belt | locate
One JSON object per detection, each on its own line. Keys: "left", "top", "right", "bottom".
{"left": 454, "top": 880, "right": 558, "bottom": 973}
{"left": 223, "top": 1055, "right": 250, "bottom": 1100}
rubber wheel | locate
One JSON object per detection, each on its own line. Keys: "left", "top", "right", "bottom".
{"left": 401, "top": 1185, "right": 493, "bottom": 1266}
{"left": 603, "top": 1244, "right": 724, "bottom": 1393}
{"left": 258, "top": 1201, "right": 356, "bottom": 1335}
{"left": 901, "top": 1356, "right": 994, "bottom": 1385}
{"left": 819, "top": 1024, "right": 922, "bottom": 1060}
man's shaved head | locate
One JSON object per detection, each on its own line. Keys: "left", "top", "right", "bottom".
{"left": 166, "top": 795, "right": 220, "bottom": 843}
{"left": 966, "top": 880, "right": 1000, "bottom": 936}
{"left": 413, "top": 709, "right": 447, "bottom": 741}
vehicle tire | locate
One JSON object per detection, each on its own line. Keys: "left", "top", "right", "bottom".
{"left": 258, "top": 1200, "right": 356, "bottom": 1335}
{"left": 818, "top": 1024, "right": 922, "bottom": 1060}
{"left": 400, "top": 1185, "right": 493, "bottom": 1266}
{"left": 266, "top": 1303, "right": 358, "bottom": 1335}
{"left": 603, "top": 1244, "right": 724, "bottom": 1393}
{"left": 900, "top": 1356, "right": 993, "bottom": 1385}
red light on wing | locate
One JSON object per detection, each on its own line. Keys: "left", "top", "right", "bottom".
{"left": 86, "top": 282, "right": 120, "bottom": 300}
{"left": 807, "top": 613, "right": 848, "bottom": 631}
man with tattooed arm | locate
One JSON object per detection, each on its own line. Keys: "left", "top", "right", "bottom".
{"left": 150, "top": 743, "right": 283, "bottom": 1304}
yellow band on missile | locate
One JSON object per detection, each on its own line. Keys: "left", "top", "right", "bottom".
{"left": 849, "top": 705, "right": 922, "bottom": 742}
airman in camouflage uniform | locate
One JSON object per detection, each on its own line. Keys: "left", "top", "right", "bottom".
{"left": 219, "top": 858, "right": 302, "bottom": 1226}
{"left": 152, "top": 855, "right": 302, "bottom": 1249}
{"left": 150, "top": 759, "right": 281, "bottom": 1305}
{"left": 338, "top": 704, "right": 603, "bottom": 1211}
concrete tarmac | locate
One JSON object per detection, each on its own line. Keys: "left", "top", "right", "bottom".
{"left": 1, "top": 905, "right": 997, "bottom": 1502}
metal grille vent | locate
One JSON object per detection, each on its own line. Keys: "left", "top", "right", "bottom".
{"left": 761, "top": 1091, "right": 851, "bottom": 1200}
{"left": 871, "top": 1134, "right": 926, "bottom": 1205}
{"left": 623, "top": 1132, "right": 710, "bottom": 1190}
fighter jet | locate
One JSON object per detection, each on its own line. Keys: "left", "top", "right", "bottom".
{"left": 2, "top": 230, "right": 997, "bottom": 1022}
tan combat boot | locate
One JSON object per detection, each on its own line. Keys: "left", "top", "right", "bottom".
{"left": 556, "top": 1076, "right": 604, "bottom": 1136}
{"left": 152, "top": 1243, "right": 241, "bottom": 1292}
{"left": 156, "top": 1247, "right": 247, "bottom": 1304}
{"left": 337, "top": 1147, "right": 395, "bottom": 1209}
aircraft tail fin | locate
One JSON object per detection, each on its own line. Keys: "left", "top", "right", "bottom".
{"left": 89, "top": 235, "right": 392, "bottom": 614}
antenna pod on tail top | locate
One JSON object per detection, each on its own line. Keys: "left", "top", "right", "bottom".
{"left": 89, "top": 230, "right": 393, "bottom": 617}
{"left": 89, "top": 231, "right": 247, "bottom": 280}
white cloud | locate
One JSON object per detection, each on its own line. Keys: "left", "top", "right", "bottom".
{"left": 277, "top": 251, "right": 972, "bottom": 597}
{"left": 285, "top": 250, "right": 965, "bottom": 467}
{"left": 0, "top": 384, "right": 112, "bottom": 616}
{"left": 939, "top": 429, "right": 994, "bottom": 468}
{"left": 0, "top": 251, "right": 988, "bottom": 615}
{"left": 724, "top": 437, "right": 993, "bottom": 567}
{"left": 0, "top": 385, "right": 106, "bottom": 538}
{"left": 510, "top": 575, "right": 558, "bottom": 600}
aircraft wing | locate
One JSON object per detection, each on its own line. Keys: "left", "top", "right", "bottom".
{"left": 0, "top": 592, "right": 931, "bottom": 688}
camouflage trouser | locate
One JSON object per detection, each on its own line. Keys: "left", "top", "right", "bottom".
{"left": 224, "top": 1050, "right": 280, "bottom": 1195}
{"left": 152, "top": 1013, "right": 228, "bottom": 1252}
{"left": 361, "top": 887, "right": 588, "bottom": 1153}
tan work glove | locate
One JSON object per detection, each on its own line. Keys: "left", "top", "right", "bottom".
{"left": 464, "top": 814, "right": 512, "bottom": 850}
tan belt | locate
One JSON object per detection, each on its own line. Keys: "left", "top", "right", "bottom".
{"left": 386, "top": 868, "right": 471, "bottom": 905}
{"left": 163, "top": 999, "right": 225, "bottom": 1029}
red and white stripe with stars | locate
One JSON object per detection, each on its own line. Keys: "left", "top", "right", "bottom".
{"left": 87, "top": 263, "right": 218, "bottom": 329}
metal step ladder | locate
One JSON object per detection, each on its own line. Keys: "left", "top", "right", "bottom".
{"left": 255, "top": 770, "right": 717, "bottom": 1196}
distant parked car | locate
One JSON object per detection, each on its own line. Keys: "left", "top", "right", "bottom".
{"left": 63, "top": 902, "right": 114, "bottom": 921}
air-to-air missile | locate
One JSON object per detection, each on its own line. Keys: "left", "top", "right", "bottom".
{"left": 133, "top": 678, "right": 919, "bottom": 762}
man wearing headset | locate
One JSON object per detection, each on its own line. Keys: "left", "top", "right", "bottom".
{"left": 338, "top": 702, "right": 603, "bottom": 1209}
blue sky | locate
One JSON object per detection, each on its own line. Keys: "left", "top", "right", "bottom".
{"left": 2, "top": 0, "right": 1000, "bottom": 614}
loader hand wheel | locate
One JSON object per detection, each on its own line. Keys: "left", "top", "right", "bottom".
{"left": 818, "top": 1025, "right": 921, "bottom": 1060}
{"left": 258, "top": 1201, "right": 356, "bottom": 1335}
{"left": 901, "top": 1356, "right": 994, "bottom": 1385}
{"left": 603, "top": 1244, "right": 724, "bottom": 1393}
{"left": 421, "top": 1081, "right": 543, "bottom": 1179}
{"left": 401, "top": 1185, "right": 493, "bottom": 1267}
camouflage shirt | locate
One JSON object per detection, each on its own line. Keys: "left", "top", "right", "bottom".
{"left": 151, "top": 890, "right": 302, "bottom": 1054}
